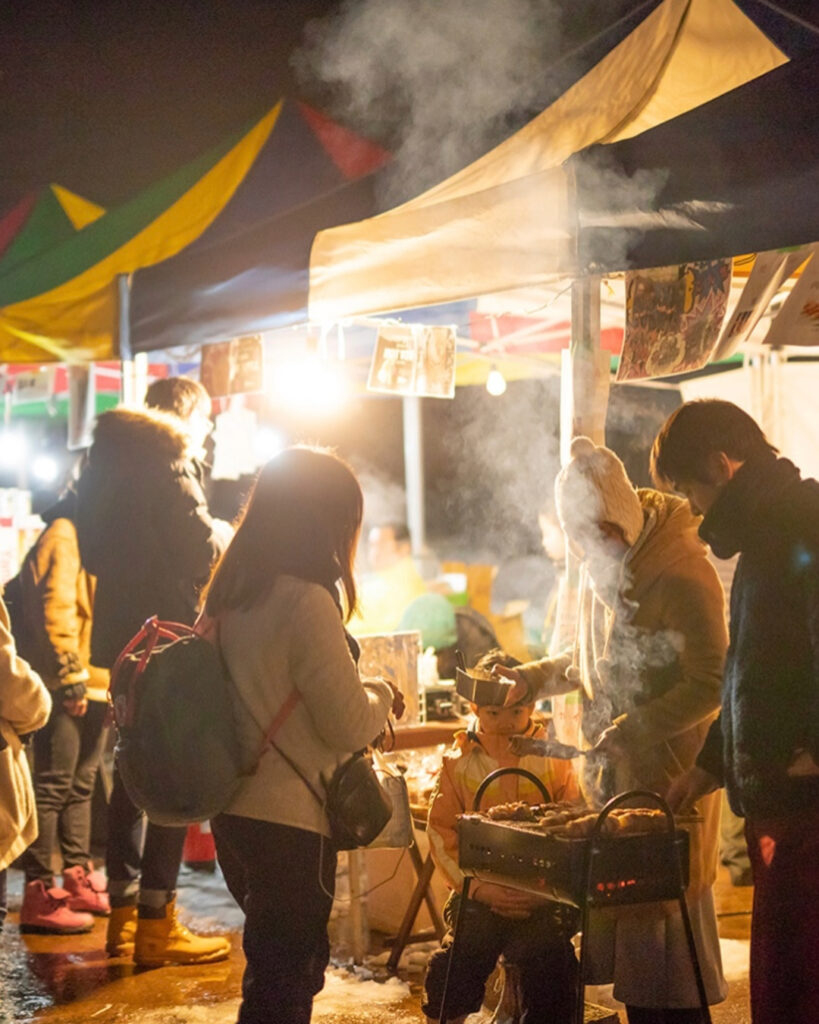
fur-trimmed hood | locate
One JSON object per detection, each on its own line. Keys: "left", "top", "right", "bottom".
{"left": 89, "top": 406, "right": 191, "bottom": 465}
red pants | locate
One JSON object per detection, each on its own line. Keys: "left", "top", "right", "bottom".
{"left": 746, "top": 808, "right": 819, "bottom": 1023}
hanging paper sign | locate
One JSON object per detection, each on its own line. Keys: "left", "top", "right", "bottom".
{"left": 201, "top": 334, "right": 264, "bottom": 397}
{"left": 712, "top": 246, "right": 815, "bottom": 361}
{"left": 617, "top": 258, "right": 732, "bottom": 381}
{"left": 367, "top": 325, "right": 456, "bottom": 398}
{"left": 762, "top": 251, "right": 819, "bottom": 348}
{"left": 67, "top": 365, "right": 96, "bottom": 451}
{"left": 11, "top": 367, "right": 56, "bottom": 405}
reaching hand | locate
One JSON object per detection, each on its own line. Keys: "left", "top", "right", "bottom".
{"left": 591, "top": 724, "right": 628, "bottom": 760}
{"left": 666, "top": 765, "right": 720, "bottom": 814}
{"left": 490, "top": 664, "right": 531, "bottom": 707}
{"left": 386, "top": 681, "right": 405, "bottom": 720}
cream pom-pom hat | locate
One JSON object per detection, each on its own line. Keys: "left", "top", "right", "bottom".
{"left": 554, "top": 436, "right": 644, "bottom": 547}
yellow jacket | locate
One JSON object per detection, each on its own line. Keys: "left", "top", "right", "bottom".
{"left": 427, "top": 719, "right": 579, "bottom": 890}
{"left": 21, "top": 516, "right": 108, "bottom": 701}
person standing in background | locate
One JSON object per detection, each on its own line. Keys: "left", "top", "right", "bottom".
{"left": 76, "top": 376, "right": 231, "bottom": 966}
{"left": 348, "top": 522, "right": 427, "bottom": 636}
{"left": 0, "top": 596, "right": 51, "bottom": 931}
{"left": 652, "top": 399, "right": 819, "bottom": 1024}
{"left": 18, "top": 485, "right": 111, "bottom": 933}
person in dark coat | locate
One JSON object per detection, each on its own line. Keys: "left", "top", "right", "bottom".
{"left": 651, "top": 399, "right": 819, "bottom": 1024}
{"left": 76, "top": 376, "right": 231, "bottom": 967}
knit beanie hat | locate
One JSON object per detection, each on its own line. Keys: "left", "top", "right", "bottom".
{"left": 554, "top": 437, "right": 644, "bottom": 547}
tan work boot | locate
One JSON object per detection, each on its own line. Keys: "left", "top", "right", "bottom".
{"left": 134, "top": 899, "right": 231, "bottom": 967}
{"left": 106, "top": 904, "right": 138, "bottom": 956}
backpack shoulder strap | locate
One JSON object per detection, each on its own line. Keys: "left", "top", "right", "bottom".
{"left": 251, "top": 687, "right": 302, "bottom": 772}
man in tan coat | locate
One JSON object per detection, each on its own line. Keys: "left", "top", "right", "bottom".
{"left": 0, "top": 596, "right": 51, "bottom": 930}
{"left": 497, "top": 437, "right": 727, "bottom": 1024}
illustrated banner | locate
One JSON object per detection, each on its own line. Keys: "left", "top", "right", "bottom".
{"left": 617, "top": 258, "right": 732, "bottom": 381}
{"left": 367, "top": 325, "right": 456, "bottom": 399}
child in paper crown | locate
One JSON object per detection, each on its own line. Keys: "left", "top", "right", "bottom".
{"left": 423, "top": 648, "right": 580, "bottom": 1024}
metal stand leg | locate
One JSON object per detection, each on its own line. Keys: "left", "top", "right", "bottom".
{"left": 674, "top": 832, "right": 711, "bottom": 1024}
{"left": 386, "top": 845, "right": 444, "bottom": 973}
{"left": 438, "top": 877, "right": 472, "bottom": 1024}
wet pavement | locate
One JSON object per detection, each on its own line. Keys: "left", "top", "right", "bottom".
{"left": 0, "top": 867, "right": 753, "bottom": 1024}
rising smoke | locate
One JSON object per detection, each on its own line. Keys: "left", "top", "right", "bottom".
{"left": 295, "top": 0, "right": 563, "bottom": 203}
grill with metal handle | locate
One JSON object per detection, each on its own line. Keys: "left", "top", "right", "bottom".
{"left": 437, "top": 769, "right": 711, "bottom": 1024}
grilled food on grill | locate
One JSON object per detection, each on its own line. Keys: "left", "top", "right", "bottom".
{"left": 479, "top": 801, "right": 670, "bottom": 836}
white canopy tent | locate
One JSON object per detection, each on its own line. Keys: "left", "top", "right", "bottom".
{"left": 308, "top": 0, "right": 787, "bottom": 323}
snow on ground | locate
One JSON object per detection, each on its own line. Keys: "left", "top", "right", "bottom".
{"left": 175, "top": 865, "right": 245, "bottom": 933}
{"left": 720, "top": 938, "right": 750, "bottom": 981}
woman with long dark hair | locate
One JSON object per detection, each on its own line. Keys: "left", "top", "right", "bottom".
{"left": 206, "top": 446, "right": 402, "bottom": 1024}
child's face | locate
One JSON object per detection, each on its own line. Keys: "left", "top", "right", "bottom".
{"left": 475, "top": 703, "right": 533, "bottom": 736}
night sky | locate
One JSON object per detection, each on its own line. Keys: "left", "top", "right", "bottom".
{"left": 0, "top": 0, "right": 341, "bottom": 211}
{"left": 0, "top": 0, "right": 671, "bottom": 215}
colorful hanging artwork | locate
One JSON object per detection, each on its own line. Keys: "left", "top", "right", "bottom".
{"left": 617, "top": 258, "right": 732, "bottom": 381}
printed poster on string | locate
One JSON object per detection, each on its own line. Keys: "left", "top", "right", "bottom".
{"left": 200, "top": 334, "right": 265, "bottom": 398}
{"left": 617, "top": 258, "right": 732, "bottom": 381}
{"left": 712, "top": 246, "right": 815, "bottom": 362}
{"left": 762, "top": 250, "right": 819, "bottom": 348}
{"left": 367, "top": 324, "right": 456, "bottom": 399}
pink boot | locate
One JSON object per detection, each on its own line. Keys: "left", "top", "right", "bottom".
{"left": 62, "top": 864, "right": 111, "bottom": 916}
{"left": 20, "top": 880, "right": 94, "bottom": 934}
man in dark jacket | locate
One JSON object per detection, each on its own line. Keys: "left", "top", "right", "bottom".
{"left": 76, "top": 376, "right": 231, "bottom": 967}
{"left": 651, "top": 399, "right": 819, "bottom": 1024}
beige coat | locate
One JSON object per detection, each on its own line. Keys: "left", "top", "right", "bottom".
{"left": 518, "top": 491, "right": 728, "bottom": 1006}
{"left": 219, "top": 575, "right": 393, "bottom": 836}
{"left": 21, "top": 517, "right": 108, "bottom": 700}
{"left": 0, "top": 599, "right": 51, "bottom": 870}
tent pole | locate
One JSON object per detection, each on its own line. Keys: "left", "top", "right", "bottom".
{"left": 402, "top": 394, "right": 426, "bottom": 555}
{"left": 118, "top": 273, "right": 134, "bottom": 405}
{"left": 561, "top": 275, "right": 608, "bottom": 461}
{"left": 551, "top": 277, "right": 608, "bottom": 755}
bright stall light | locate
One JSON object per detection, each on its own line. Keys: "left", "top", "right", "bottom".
{"left": 486, "top": 365, "right": 507, "bottom": 397}
{"left": 253, "top": 426, "right": 287, "bottom": 464}
{"left": 269, "top": 358, "right": 350, "bottom": 416}
{"left": 0, "top": 430, "right": 27, "bottom": 469}
{"left": 32, "top": 454, "right": 59, "bottom": 484}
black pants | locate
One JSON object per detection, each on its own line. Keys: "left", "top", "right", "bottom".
{"left": 212, "top": 814, "right": 337, "bottom": 1024}
{"left": 21, "top": 700, "right": 109, "bottom": 884}
{"left": 0, "top": 869, "right": 6, "bottom": 930}
{"left": 105, "top": 762, "right": 186, "bottom": 904}
{"left": 423, "top": 892, "right": 579, "bottom": 1022}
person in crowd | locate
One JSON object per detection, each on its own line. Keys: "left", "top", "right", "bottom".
{"left": 17, "top": 484, "right": 110, "bottom": 933}
{"left": 0, "top": 595, "right": 51, "bottom": 931}
{"left": 651, "top": 400, "right": 819, "bottom": 1024}
{"left": 348, "top": 521, "right": 427, "bottom": 636}
{"left": 76, "top": 376, "right": 231, "bottom": 966}
{"left": 423, "top": 647, "right": 579, "bottom": 1024}
{"left": 203, "top": 446, "right": 402, "bottom": 1024}
{"left": 495, "top": 437, "right": 728, "bottom": 1023}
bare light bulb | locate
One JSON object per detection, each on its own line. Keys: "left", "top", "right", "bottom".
{"left": 486, "top": 366, "right": 507, "bottom": 397}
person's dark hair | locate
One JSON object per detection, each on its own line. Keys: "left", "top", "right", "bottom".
{"left": 144, "top": 377, "right": 210, "bottom": 421}
{"left": 651, "top": 400, "right": 778, "bottom": 488}
{"left": 204, "top": 446, "right": 363, "bottom": 620}
{"left": 472, "top": 647, "right": 520, "bottom": 677}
